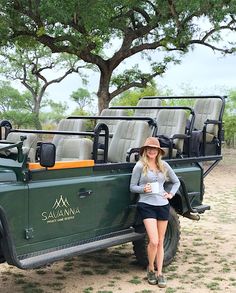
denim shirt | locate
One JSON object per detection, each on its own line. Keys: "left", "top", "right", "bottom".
{"left": 130, "top": 161, "right": 180, "bottom": 206}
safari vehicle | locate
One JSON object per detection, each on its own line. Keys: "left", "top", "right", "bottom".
{"left": 0, "top": 95, "right": 225, "bottom": 269}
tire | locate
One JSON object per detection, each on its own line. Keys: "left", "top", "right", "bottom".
{"left": 133, "top": 207, "right": 180, "bottom": 267}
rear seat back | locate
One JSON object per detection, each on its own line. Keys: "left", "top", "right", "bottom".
{"left": 52, "top": 119, "right": 85, "bottom": 148}
{"left": 97, "top": 109, "right": 127, "bottom": 134}
{"left": 134, "top": 98, "right": 161, "bottom": 120}
{"left": 6, "top": 132, "right": 38, "bottom": 162}
{"left": 156, "top": 109, "right": 187, "bottom": 157}
{"left": 193, "top": 98, "right": 223, "bottom": 139}
{"left": 108, "top": 120, "right": 152, "bottom": 163}
{"left": 56, "top": 138, "right": 93, "bottom": 161}
{"left": 189, "top": 97, "right": 224, "bottom": 156}
{"left": 97, "top": 108, "right": 128, "bottom": 147}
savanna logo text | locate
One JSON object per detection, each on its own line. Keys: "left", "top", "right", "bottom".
{"left": 41, "top": 195, "right": 80, "bottom": 224}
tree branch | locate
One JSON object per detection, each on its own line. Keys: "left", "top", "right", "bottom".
{"left": 110, "top": 71, "right": 164, "bottom": 99}
{"left": 167, "top": 0, "right": 182, "bottom": 29}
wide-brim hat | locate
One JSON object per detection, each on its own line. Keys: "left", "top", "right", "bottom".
{"left": 140, "top": 137, "right": 165, "bottom": 156}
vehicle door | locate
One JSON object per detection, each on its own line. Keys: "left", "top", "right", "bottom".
{"left": 27, "top": 166, "right": 98, "bottom": 244}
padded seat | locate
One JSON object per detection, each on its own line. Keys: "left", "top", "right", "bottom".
{"left": 108, "top": 120, "right": 152, "bottom": 163}
{"left": 97, "top": 109, "right": 127, "bottom": 146}
{"left": 156, "top": 109, "right": 187, "bottom": 158}
{"left": 134, "top": 98, "right": 161, "bottom": 119}
{"left": 52, "top": 119, "right": 85, "bottom": 148}
{"left": 190, "top": 98, "right": 223, "bottom": 156}
{"left": 6, "top": 132, "right": 38, "bottom": 162}
{"left": 56, "top": 138, "right": 93, "bottom": 161}
{"left": 97, "top": 109, "right": 127, "bottom": 133}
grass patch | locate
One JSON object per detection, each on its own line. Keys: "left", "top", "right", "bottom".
{"left": 128, "top": 276, "right": 142, "bottom": 285}
{"left": 83, "top": 287, "right": 94, "bottom": 293}
{"left": 205, "top": 281, "right": 220, "bottom": 290}
{"left": 62, "top": 262, "right": 74, "bottom": 272}
{"left": 107, "top": 280, "right": 116, "bottom": 287}
{"left": 22, "top": 282, "right": 43, "bottom": 293}
{"left": 165, "top": 288, "right": 177, "bottom": 293}
{"left": 46, "top": 282, "right": 64, "bottom": 289}
{"left": 221, "top": 265, "right": 231, "bottom": 273}
{"left": 165, "top": 265, "right": 178, "bottom": 272}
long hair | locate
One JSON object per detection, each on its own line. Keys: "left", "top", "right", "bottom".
{"left": 140, "top": 148, "right": 167, "bottom": 178}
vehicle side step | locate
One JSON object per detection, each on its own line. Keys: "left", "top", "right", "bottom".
{"left": 192, "top": 204, "right": 210, "bottom": 213}
{"left": 18, "top": 231, "right": 144, "bottom": 270}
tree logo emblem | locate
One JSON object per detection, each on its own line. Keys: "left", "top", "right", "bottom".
{"left": 52, "top": 195, "right": 70, "bottom": 209}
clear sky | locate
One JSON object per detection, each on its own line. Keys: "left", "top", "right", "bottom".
{"left": 38, "top": 43, "right": 236, "bottom": 113}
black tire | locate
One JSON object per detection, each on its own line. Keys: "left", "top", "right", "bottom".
{"left": 132, "top": 207, "right": 180, "bottom": 267}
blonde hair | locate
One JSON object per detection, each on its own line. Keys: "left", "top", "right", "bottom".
{"left": 140, "top": 148, "right": 167, "bottom": 178}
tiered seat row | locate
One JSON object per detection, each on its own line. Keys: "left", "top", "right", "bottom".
{"left": 0, "top": 96, "right": 225, "bottom": 164}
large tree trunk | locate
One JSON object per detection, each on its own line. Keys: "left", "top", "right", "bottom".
{"left": 33, "top": 95, "right": 42, "bottom": 130}
{"left": 97, "top": 70, "right": 112, "bottom": 114}
{"left": 34, "top": 114, "right": 42, "bottom": 130}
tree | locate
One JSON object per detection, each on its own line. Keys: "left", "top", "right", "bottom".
{"left": 0, "top": 81, "right": 35, "bottom": 128}
{"left": 70, "top": 88, "right": 94, "bottom": 112}
{"left": 40, "top": 100, "right": 69, "bottom": 125}
{"left": 223, "top": 90, "right": 236, "bottom": 147}
{"left": 0, "top": 43, "right": 87, "bottom": 129}
{"left": 111, "top": 82, "right": 170, "bottom": 106}
{"left": 1, "top": 0, "right": 236, "bottom": 112}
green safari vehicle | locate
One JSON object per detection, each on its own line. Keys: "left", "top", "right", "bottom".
{"left": 0, "top": 95, "right": 225, "bottom": 269}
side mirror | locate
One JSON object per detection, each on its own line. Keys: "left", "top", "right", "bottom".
{"left": 39, "top": 143, "right": 56, "bottom": 168}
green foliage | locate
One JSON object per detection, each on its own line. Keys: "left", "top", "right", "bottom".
{"left": 2, "top": 110, "right": 35, "bottom": 129}
{"left": 70, "top": 107, "right": 96, "bottom": 131}
{"left": 111, "top": 83, "right": 170, "bottom": 106}
{"left": 40, "top": 100, "right": 69, "bottom": 124}
{"left": 1, "top": 0, "right": 236, "bottom": 111}
{"left": 70, "top": 88, "right": 94, "bottom": 111}
{"left": 223, "top": 90, "right": 236, "bottom": 147}
{"left": 225, "top": 90, "right": 236, "bottom": 115}
{"left": 0, "top": 81, "right": 22, "bottom": 111}
{"left": 0, "top": 81, "right": 36, "bottom": 128}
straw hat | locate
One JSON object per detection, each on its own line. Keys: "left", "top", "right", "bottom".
{"left": 140, "top": 137, "right": 165, "bottom": 156}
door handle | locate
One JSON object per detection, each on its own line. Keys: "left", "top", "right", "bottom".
{"left": 78, "top": 190, "right": 93, "bottom": 198}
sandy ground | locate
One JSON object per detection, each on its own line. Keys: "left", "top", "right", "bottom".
{"left": 1, "top": 148, "right": 236, "bottom": 293}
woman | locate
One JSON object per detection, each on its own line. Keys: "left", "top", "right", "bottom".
{"left": 130, "top": 137, "right": 180, "bottom": 287}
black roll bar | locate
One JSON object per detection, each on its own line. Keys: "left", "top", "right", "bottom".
{"left": 67, "top": 115, "right": 157, "bottom": 127}
{"left": 93, "top": 123, "right": 109, "bottom": 163}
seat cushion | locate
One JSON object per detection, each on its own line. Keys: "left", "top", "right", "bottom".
{"left": 108, "top": 120, "right": 152, "bottom": 163}
{"left": 56, "top": 138, "right": 93, "bottom": 161}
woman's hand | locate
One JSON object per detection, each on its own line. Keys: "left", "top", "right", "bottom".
{"left": 163, "top": 192, "right": 173, "bottom": 199}
{"left": 144, "top": 183, "right": 152, "bottom": 193}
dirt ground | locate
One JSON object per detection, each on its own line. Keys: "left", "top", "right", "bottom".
{"left": 1, "top": 148, "right": 236, "bottom": 293}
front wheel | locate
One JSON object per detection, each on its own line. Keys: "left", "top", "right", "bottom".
{"left": 133, "top": 207, "right": 180, "bottom": 267}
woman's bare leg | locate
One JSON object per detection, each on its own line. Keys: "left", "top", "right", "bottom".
{"left": 155, "top": 220, "right": 168, "bottom": 275}
{"left": 143, "top": 218, "right": 158, "bottom": 271}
